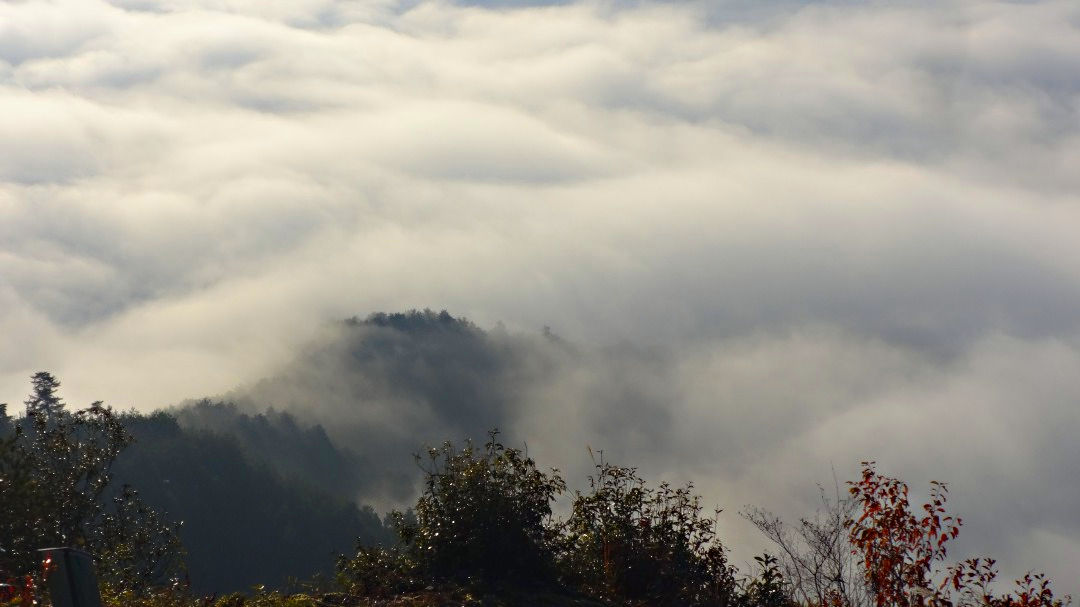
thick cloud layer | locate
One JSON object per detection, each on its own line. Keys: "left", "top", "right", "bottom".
{"left": 2, "top": 0, "right": 1079, "bottom": 594}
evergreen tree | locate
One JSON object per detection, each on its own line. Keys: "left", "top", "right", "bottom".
{"left": 24, "top": 371, "right": 63, "bottom": 419}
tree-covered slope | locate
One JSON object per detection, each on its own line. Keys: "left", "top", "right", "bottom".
{"left": 112, "top": 411, "right": 391, "bottom": 594}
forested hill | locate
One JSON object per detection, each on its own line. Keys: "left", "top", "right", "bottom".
{"left": 19, "top": 310, "right": 656, "bottom": 595}
{"left": 111, "top": 410, "right": 391, "bottom": 594}
{"left": 222, "top": 310, "right": 672, "bottom": 507}
{"left": 170, "top": 400, "right": 365, "bottom": 499}
{"left": 109, "top": 310, "right": 551, "bottom": 594}
{"left": 224, "top": 309, "right": 584, "bottom": 506}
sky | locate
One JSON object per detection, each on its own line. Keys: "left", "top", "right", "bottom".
{"left": 2, "top": 0, "right": 1080, "bottom": 594}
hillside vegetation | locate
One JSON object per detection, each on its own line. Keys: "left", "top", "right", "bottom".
{"left": 1, "top": 312, "right": 1072, "bottom": 606}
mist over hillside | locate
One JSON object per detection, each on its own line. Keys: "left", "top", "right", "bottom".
{"left": 219, "top": 310, "right": 681, "bottom": 508}
{"left": 5, "top": 308, "right": 1080, "bottom": 597}
{"left": 102, "top": 309, "right": 698, "bottom": 593}
{"left": 176, "top": 309, "right": 1080, "bottom": 598}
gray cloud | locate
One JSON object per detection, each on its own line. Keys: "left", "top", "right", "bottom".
{"left": 2, "top": 0, "right": 1080, "bottom": 595}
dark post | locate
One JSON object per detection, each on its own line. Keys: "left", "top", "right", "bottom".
{"left": 37, "top": 548, "right": 102, "bottom": 607}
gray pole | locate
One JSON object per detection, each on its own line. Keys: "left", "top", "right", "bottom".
{"left": 37, "top": 548, "right": 103, "bottom": 607}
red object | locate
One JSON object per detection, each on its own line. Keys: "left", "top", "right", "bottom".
{"left": 21, "top": 575, "right": 35, "bottom": 605}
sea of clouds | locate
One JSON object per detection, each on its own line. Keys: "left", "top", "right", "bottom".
{"left": 2, "top": 0, "right": 1079, "bottom": 593}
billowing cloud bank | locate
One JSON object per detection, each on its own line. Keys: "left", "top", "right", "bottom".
{"left": 2, "top": 0, "right": 1079, "bottom": 593}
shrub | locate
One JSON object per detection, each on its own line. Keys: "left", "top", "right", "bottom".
{"left": 558, "top": 459, "right": 740, "bottom": 606}
{"left": 744, "top": 554, "right": 796, "bottom": 607}
{"left": 338, "top": 430, "right": 566, "bottom": 592}
{"left": 336, "top": 513, "right": 422, "bottom": 598}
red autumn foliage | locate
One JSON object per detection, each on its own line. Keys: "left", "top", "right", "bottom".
{"left": 846, "top": 462, "right": 1070, "bottom": 607}
{"left": 847, "top": 461, "right": 959, "bottom": 607}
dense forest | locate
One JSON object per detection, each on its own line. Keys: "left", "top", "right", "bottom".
{"left": 112, "top": 407, "right": 392, "bottom": 593}
{"left": 0, "top": 311, "right": 1070, "bottom": 607}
